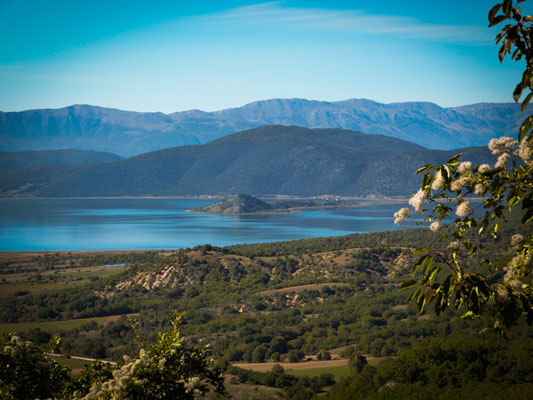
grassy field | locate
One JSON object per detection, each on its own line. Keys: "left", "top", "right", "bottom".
{"left": 0, "top": 313, "right": 139, "bottom": 335}
{"left": 235, "top": 359, "right": 349, "bottom": 373}
{"left": 225, "top": 381, "right": 281, "bottom": 399}
{"left": 234, "top": 355, "right": 389, "bottom": 379}
{"left": 288, "top": 364, "right": 350, "bottom": 378}
{"left": 0, "top": 264, "right": 126, "bottom": 297}
{"left": 47, "top": 354, "right": 92, "bottom": 373}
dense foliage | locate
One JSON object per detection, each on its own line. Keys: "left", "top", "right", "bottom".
{"left": 0, "top": 314, "right": 224, "bottom": 400}
{"left": 325, "top": 336, "right": 533, "bottom": 400}
{"left": 398, "top": 0, "right": 533, "bottom": 330}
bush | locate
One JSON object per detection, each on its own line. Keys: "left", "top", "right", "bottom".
{"left": 288, "top": 349, "right": 305, "bottom": 363}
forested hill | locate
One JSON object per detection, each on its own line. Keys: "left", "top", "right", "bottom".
{"left": 192, "top": 194, "right": 274, "bottom": 215}
{"left": 0, "top": 125, "right": 497, "bottom": 198}
{"left": 1, "top": 99, "right": 529, "bottom": 156}
{"left": 0, "top": 149, "right": 122, "bottom": 174}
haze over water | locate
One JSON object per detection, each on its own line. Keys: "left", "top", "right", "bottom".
{"left": 0, "top": 198, "right": 414, "bottom": 251}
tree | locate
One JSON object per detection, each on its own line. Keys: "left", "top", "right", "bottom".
{"left": 317, "top": 349, "right": 332, "bottom": 360}
{"left": 0, "top": 334, "right": 71, "bottom": 400}
{"left": 77, "top": 312, "right": 225, "bottom": 399}
{"left": 288, "top": 349, "right": 305, "bottom": 363}
{"left": 348, "top": 352, "right": 368, "bottom": 373}
{"left": 0, "top": 313, "right": 225, "bottom": 400}
{"left": 397, "top": 0, "right": 533, "bottom": 330}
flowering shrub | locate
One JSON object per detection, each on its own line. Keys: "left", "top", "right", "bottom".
{"left": 0, "top": 313, "right": 225, "bottom": 400}
{"left": 0, "top": 334, "right": 71, "bottom": 400}
{"left": 77, "top": 313, "right": 224, "bottom": 400}
{"left": 397, "top": 0, "right": 533, "bottom": 330}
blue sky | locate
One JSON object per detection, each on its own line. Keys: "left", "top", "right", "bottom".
{"left": 0, "top": 0, "right": 529, "bottom": 112}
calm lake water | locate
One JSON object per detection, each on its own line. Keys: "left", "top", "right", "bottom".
{"left": 0, "top": 198, "right": 414, "bottom": 251}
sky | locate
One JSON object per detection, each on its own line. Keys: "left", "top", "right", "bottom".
{"left": 0, "top": 0, "right": 529, "bottom": 113}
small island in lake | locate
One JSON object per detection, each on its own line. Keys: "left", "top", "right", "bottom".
{"left": 189, "top": 193, "right": 357, "bottom": 215}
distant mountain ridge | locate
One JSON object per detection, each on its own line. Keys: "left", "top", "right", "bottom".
{"left": 0, "top": 125, "right": 497, "bottom": 198}
{"left": 1, "top": 99, "right": 529, "bottom": 156}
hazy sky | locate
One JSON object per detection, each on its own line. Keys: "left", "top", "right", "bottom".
{"left": 0, "top": 0, "right": 529, "bottom": 112}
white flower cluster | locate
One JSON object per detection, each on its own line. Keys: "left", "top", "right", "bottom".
{"left": 431, "top": 170, "right": 445, "bottom": 190}
{"left": 409, "top": 189, "right": 425, "bottom": 212}
{"left": 450, "top": 176, "right": 470, "bottom": 191}
{"left": 457, "top": 161, "right": 472, "bottom": 174}
{"left": 500, "top": 241, "right": 531, "bottom": 292}
{"left": 81, "top": 355, "right": 144, "bottom": 400}
{"left": 503, "top": 255, "right": 524, "bottom": 288}
{"left": 430, "top": 221, "right": 441, "bottom": 232}
{"left": 495, "top": 153, "right": 511, "bottom": 169}
{"left": 3, "top": 335, "right": 31, "bottom": 354}
{"left": 396, "top": 130, "right": 532, "bottom": 231}
{"left": 184, "top": 376, "right": 201, "bottom": 394}
{"left": 394, "top": 207, "right": 410, "bottom": 225}
{"left": 488, "top": 137, "right": 518, "bottom": 154}
{"left": 478, "top": 164, "right": 490, "bottom": 173}
{"left": 515, "top": 135, "right": 533, "bottom": 165}
{"left": 448, "top": 241, "right": 460, "bottom": 249}
{"left": 511, "top": 234, "right": 524, "bottom": 247}
{"left": 455, "top": 201, "right": 472, "bottom": 218}
{"left": 394, "top": 190, "right": 426, "bottom": 226}
{"left": 474, "top": 183, "right": 487, "bottom": 195}
{"left": 139, "top": 348, "right": 148, "bottom": 361}
{"left": 487, "top": 135, "right": 533, "bottom": 168}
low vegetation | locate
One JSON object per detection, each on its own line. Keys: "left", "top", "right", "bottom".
{"left": 1, "top": 219, "right": 531, "bottom": 398}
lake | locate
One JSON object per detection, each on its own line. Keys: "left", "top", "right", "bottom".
{"left": 0, "top": 198, "right": 414, "bottom": 251}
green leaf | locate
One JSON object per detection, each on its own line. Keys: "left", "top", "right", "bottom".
{"left": 488, "top": 3, "right": 503, "bottom": 23}
{"left": 489, "top": 14, "right": 508, "bottom": 27}
{"left": 422, "top": 172, "right": 430, "bottom": 188}
{"left": 499, "top": 40, "right": 511, "bottom": 62}
{"left": 522, "top": 208, "right": 533, "bottom": 224}
{"left": 446, "top": 153, "right": 463, "bottom": 165}
{"left": 507, "top": 194, "right": 520, "bottom": 210}
{"left": 416, "top": 164, "right": 435, "bottom": 174}
{"left": 413, "top": 255, "right": 434, "bottom": 274}
{"left": 401, "top": 279, "right": 418, "bottom": 289}
{"left": 503, "top": 0, "right": 512, "bottom": 17}
{"left": 513, "top": 83, "right": 524, "bottom": 102}
{"left": 413, "top": 248, "right": 433, "bottom": 255}
{"left": 519, "top": 115, "right": 533, "bottom": 141}
{"left": 409, "top": 287, "right": 423, "bottom": 304}
{"left": 521, "top": 92, "right": 533, "bottom": 111}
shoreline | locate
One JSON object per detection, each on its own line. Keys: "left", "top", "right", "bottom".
{"left": 0, "top": 248, "right": 179, "bottom": 257}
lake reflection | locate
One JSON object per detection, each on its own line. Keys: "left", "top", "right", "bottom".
{"left": 0, "top": 198, "right": 415, "bottom": 251}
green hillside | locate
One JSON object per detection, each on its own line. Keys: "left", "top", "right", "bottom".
{"left": 0, "top": 125, "right": 496, "bottom": 198}
{"left": 192, "top": 194, "right": 273, "bottom": 214}
{"left": 0, "top": 149, "right": 122, "bottom": 174}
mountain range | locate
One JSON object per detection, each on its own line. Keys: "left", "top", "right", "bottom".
{"left": 0, "top": 125, "right": 497, "bottom": 198}
{"left": 1, "top": 99, "right": 529, "bottom": 156}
